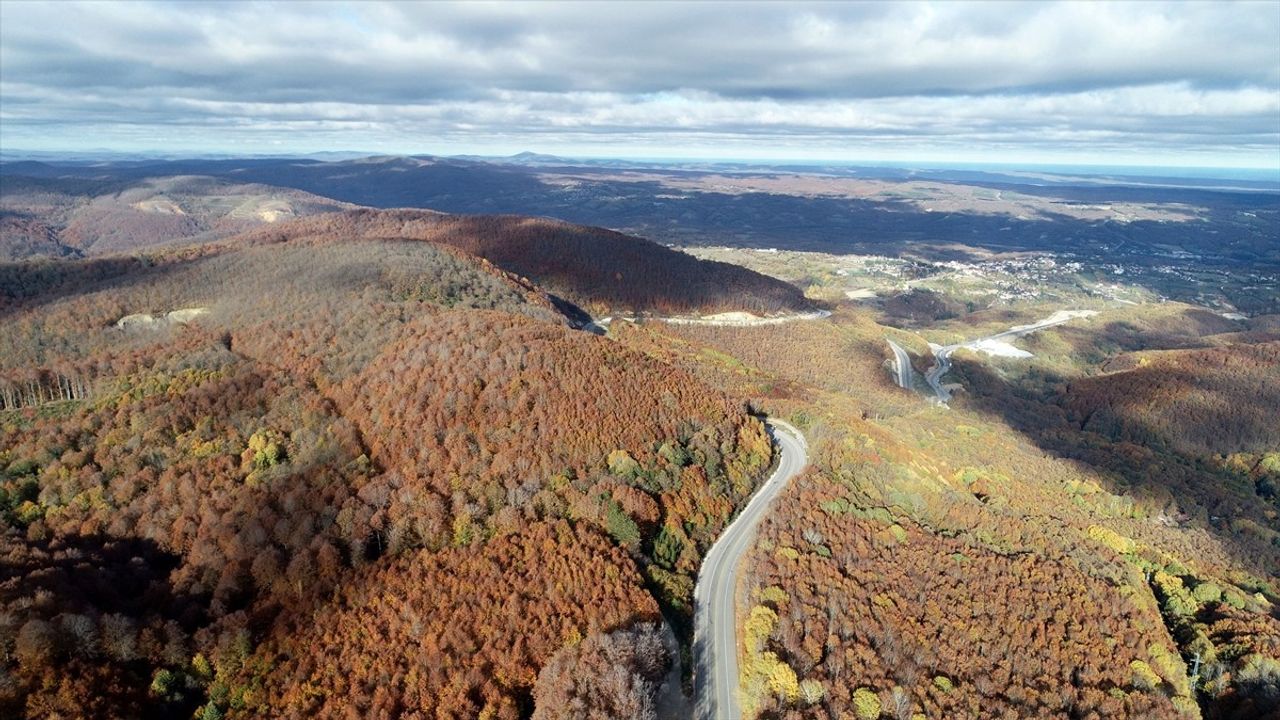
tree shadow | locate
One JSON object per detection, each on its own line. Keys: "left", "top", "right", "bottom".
{"left": 0, "top": 252, "right": 209, "bottom": 322}
{"left": 946, "top": 356, "right": 1280, "bottom": 592}
{"left": 0, "top": 529, "right": 208, "bottom": 719}
{"left": 1, "top": 529, "right": 202, "bottom": 624}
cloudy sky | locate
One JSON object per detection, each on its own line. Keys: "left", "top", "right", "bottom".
{"left": 1, "top": 0, "right": 1277, "bottom": 168}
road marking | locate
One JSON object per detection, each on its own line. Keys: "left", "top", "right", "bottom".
{"left": 694, "top": 420, "right": 807, "bottom": 720}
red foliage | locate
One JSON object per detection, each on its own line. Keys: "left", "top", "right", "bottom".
{"left": 237, "top": 208, "right": 811, "bottom": 315}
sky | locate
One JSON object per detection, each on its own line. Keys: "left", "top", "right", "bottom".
{"left": 1, "top": 0, "right": 1278, "bottom": 169}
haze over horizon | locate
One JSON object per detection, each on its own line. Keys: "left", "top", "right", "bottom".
{"left": 2, "top": 0, "right": 1278, "bottom": 171}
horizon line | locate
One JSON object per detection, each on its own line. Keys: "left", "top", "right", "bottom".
{"left": 3, "top": 146, "right": 1279, "bottom": 176}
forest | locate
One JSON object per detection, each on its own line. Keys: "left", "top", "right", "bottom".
{"left": 0, "top": 223, "right": 776, "bottom": 718}
{"left": 0, "top": 173, "right": 355, "bottom": 259}
{"left": 235, "top": 208, "right": 812, "bottom": 316}
{"left": 1060, "top": 341, "right": 1280, "bottom": 458}
{"left": 0, "top": 182, "right": 814, "bottom": 317}
{"left": 1, "top": 199, "right": 1276, "bottom": 720}
{"left": 626, "top": 305, "right": 1280, "bottom": 720}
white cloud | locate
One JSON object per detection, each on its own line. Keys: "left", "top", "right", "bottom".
{"left": 0, "top": 1, "right": 1276, "bottom": 166}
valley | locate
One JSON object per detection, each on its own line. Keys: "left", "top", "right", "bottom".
{"left": 3, "top": 3, "right": 1277, "bottom": 719}
{"left": 1, "top": 158, "right": 1276, "bottom": 720}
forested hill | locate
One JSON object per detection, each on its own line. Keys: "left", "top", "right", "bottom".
{"left": 0, "top": 232, "right": 775, "bottom": 718}
{"left": 1060, "top": 340, "right": 1280, "bottom": 458}
{"left": 0, "top": 173, "right": 356, "bottom": 260}
{"left": 1, "top": 168, "right": 813, "bottom": 316}
{"left": 235, "top": 208, "right": 812, "bottom": 316}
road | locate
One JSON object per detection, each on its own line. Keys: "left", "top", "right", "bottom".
{"left": 590, "top": 309, "right": 832, "bottom": 330}
{"left": 924, "top": 341, "right": 957, "bottom": 403}
{"left": 693, "top": 419, "right": 808, "bottom": 720}
{"left": 886, "top": 339, "right": 913, "bottom": 389}
{"left": 924, "top": 309, "right": 1098, "bottom": 403}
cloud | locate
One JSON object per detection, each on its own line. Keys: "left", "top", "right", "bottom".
{"left": 1, "top": 0, "right": 1276, "bottom": 165}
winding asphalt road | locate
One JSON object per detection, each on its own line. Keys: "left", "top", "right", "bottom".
{"left": 886, "top": 339, "right": 913, "bottom": 390}
{"left": 693, "top": 419, "right": 808, "bottom": 720}
{"left": 924, "top": 341, "right": 957, "bottom": 402}
{"left": 924, "top": 309, "right": 1098, "bottom": 403}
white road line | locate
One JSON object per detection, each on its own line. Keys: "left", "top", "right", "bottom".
{"left": 694, "top": 419, "right": 807, "bottom": 720}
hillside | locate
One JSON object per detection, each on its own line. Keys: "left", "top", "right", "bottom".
{"left": 235, "top": 208, "right": 811, "bottom": 316}
{"left": 0, "top": 174, "right": 355, "bottom": 259}
{"left": 1, "top": 167, "right": 1274, "bottom": 720}
{"left": 1060, "top": 341, "right": 1280, "bottom": 458}
{"left": 0, "top": 234, "right": 773, "bottom": 719}
{"left": 608, "top": 302, "right": 1279, "bottom": 720}
{"left": 5, "top": 155, "right": 1275, "bottom": 276}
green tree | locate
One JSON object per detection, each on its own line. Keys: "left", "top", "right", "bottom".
{"left": 653, "top": 525, "right": 683, "bottom": 569}
{"left": 150, "top": 668, "right": 176, "bottom": 697}
{"left": 605, "top": 501, "right": 640, "bottom": 547}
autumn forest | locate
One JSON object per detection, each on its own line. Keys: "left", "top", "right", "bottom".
{"left": 1, "top": 196, "right": 1277, "bottom": 720}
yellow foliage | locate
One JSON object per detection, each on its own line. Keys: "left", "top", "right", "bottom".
{"left": 191, "top": 438, "right": 222, "bottom": 459}
{"left": 452, "top": 511, "right": 474, "bottom": 547}
{"left": 606, "top": 448, "right": 640, "bottom": 477}
{"left": 191, "top": 653, "right": 213, "bottom": 680}
{"left": 1171, "top": 695, "right": 1200, "bottom": 718}
{"left": 1087, "top": 524, "right": 1136, "bottom": 554}
{"left": 763, "top": 652, "right": 800, "bottom": 701}
{"left": 740, "top": 605, "right": 802, "bottom": 708}
{"left": 16, "top": 500, "right": 43, "bottom": 524}
{"left": 1154, "top": 572, "right": 1199, "bottom": 617}
{"left": 561, "top": 625, "right": 582, "bottom": 648}
{"left": 744, "top": 605, "right": 778, "bottom": 652}
{"left": 759, "top": 585, "right": 789, "bottom": 606}
{"left": 1130, "top": 659, "right": 1161, "bottom": 691}
{"left": 852, "top": 687, "right": 881, "bottom": 719}
{"left": 1148, "top": 643, "right": 1191, "bottom": 696}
